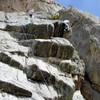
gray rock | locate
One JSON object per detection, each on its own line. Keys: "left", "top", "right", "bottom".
{"left": 0, "top": 27, "right": 76, "bottom": 100}
{"left": 81, "top": 80, "right": 93, "bottom": 100}
{"left": 72, "top": 90, "right": 85, "bottom": 100}
{"left": 24, "top": 64, "right": 56, "bottom": 84}
{"left": 58, "top": 7, "right": 100, "bottom": 98}
{"left": 0, "top": 62, "right": 59, "bottom": 100}
{"left": 0, "top": 11, "right": 72, "bottom": 40}
{"left": 81, "top": 80, "right": 100, "bottom": 100}
{"left": 0, "top": 9, "right": 86, "bottom": 100}
{"left": 23, "top": 58, "right": 75, "bottom": 100}
{"left": 5, "top": 20, "right": 71, "bottom": 39}
{"left": 48, "top": 57, "right": 84, "bottom": 75}
{"left": 0, "top": 52, "right": 23, "bottom": 70}
{"left": 0, "top": 0, "right": 62, "bottom": 18}
{"left": 20, "top": 37, "right": 74, "bottom": 59}
{"left": 0, "top": 30, "right": 29, "bottom": 53}
{"left": 0, "top": 80, "right": 32, "bottom": 97}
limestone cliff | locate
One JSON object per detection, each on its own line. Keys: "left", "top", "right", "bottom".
{"left": 58, "top": 7, "right": 100, "bottom": 100}
{"left": 0, "top": 0, "right": 99, "bottom": 100}
{"left": 0, "top": 0, "right": 62, "bottom": 18}
{"left": 0, "top": 10, "right": 85, "bottom": 99}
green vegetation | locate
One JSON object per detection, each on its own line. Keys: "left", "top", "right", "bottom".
{"left": 49, "top": 12, "right": 61, "bottom": 20}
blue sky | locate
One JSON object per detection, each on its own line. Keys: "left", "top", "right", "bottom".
{"left": 57, "top": 0, "right": 100, "bottom": 16}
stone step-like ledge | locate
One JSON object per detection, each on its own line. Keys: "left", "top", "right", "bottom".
{"left": 0, "top": 80, "right": 32, "bottom": 97}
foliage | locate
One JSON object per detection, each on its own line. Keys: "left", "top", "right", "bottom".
{"left": 49, "top": 12, "right": 61, "bottom": 20}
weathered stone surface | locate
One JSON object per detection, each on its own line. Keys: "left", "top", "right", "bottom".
{"left": 5, "top": 21, "right": 71, "bottom": 39}
{"left": 5, "top": 23, "right": 54, "bottom": 39}
{"left": 81, "top": 80, "right": 100, "bottom": 100}
{"left": 0, "top": 52, "right": 23, "bottom": 70}
{"left": 19, "top": 37, "right": 74, "bottom": 59}
{"left": 72, "top": 90, "right": 85, "bottom": 100}
{"left": 0, "top": 30, "right": 29, "bottom": 53}
{"left": 59, "top": 60, "right": 79, "bottom": 74}
{"left": 0, "top": 80, "right": 32, "bottom": 97}
{"left": 58, "top": 7, "right": 100, "bottom": 99}
{"left": 81, "top": 80, "right": 93, "bottom": 100}
{"left": 0, "top": 28, "right": 76, "bottom": 100}
{"left": 48, "top": 57, "right": 84, "bottom": 76}
{"left": 0, "top": 0, "right": 62, "bottom": 18}
{"left": 48, "top": 57, "right": 61, "bottom": 65}
{"left": 23, "top": 57, "right": 75, "bottom": 100}
{"left": 24, "top": 64, "right": 56, "bottom": 84}
{"left": 0, "top": 5, "right": 86, "bottom": 100}
{"left": 0, "top": 11, "right": 72, "bottom": 39}
{"left": 0, "top": 62, "right": 60, "bottom": 100}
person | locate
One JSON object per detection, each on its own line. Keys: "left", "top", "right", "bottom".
{"left": 27, "top": 9, "right": 34, "bottom": 18}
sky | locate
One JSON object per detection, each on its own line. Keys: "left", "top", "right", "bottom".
{"left": 57, "top": 0, "right": 100, "bottom": 16}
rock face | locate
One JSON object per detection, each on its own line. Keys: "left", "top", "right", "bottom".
{"left": 58, "top": 7, "right": 100, "bottom": 100}
{"left": 0, "top": 7, "right": 85, "bottom": 100}
{"left": 0, "top": 0, "right": 62, "bottom": 18}
{"left": 19, "top": 38, "right": 74, "bottom": 59}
